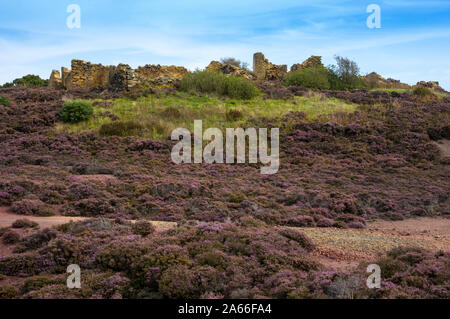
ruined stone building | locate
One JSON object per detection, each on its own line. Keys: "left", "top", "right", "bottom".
{"left": 49, "top": 60, "right": 188, "bottom": 91}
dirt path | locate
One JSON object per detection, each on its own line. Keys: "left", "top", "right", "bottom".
{"left": 300, "top": 217, "right": 449, "bottom": 271}
{"left": 435, "top": 139, "right": 450, "bottom": 158}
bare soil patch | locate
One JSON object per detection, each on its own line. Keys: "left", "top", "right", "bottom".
{"left": 300, "top": 217, "right": 449, "bottom": 271}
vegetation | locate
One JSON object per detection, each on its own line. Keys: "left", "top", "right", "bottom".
{"left": 284, "top": 66, "right": 330, "bottom": 89}
{"left": 60, "top": 100, "right": 94, "bottom": 123}
{"left": 179, "top": 70, "right": 259, "bottom": 99}
{"left": 2, "top": 74, "right": 49, "bottom": 88}
{"left": 327, "top": 56, "right": 364, "bottom": 90}
{"left": 413, "top": 86, "right": 433, "bottom": 97}
{"left": 220, "top": 57, "right": 249, "bottom": 70}
{"left": 55, "top": 93, "right": 357, "bottom": 140}
{"left": 0, "top": 96, "right": 10, "bottom": 106}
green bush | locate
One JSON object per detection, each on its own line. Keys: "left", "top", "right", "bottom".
{"left": 0, "top": 96, "right": 10, "bottom": 106}
{"left": 413, "top": 86, "right": 433, "bottom": 97}
{"left": 2, "top": 74, "right": 48, "bottom": 88}
{"left": 284, "top": 66, "right": 330, "bottom": 90}
{"left": 180, "top": 71, "right": 259, "bottom": 99}
{"left": 99, "top": 121, "right": 144, "bottom": 137}
{"left": 61, "top": 100, "right": 94, "bottom": 123}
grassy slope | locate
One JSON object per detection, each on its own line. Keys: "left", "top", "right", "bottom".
{"left": 54, "top": 92, "right": 358, "bottom": 140}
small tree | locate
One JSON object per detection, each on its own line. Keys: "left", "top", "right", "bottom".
{"left": 328, "top": 56, "right": 362, "bottom": 89}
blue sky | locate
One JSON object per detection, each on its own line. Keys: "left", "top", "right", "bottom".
{"left": 1, "top": 0, "right": 450, "bottom": 89}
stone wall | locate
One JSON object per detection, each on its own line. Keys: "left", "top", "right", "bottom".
{"left": 291, "top": 56, "right": 323, "bottom": 72}
{"left": 205, "top": 61, "right": 254, "bottom": 79}
{"left": 253, "top": 52, "right": 287, "bottom": 81}
{"left": 50, "top": 59, "right": 187, "bottom": 91}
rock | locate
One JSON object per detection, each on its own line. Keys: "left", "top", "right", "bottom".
{"left": 414, "top": 81, "right": 448, "bottom": 94}
{"left": 363, "top": 72, "right": 410, "bottom": 89}
{"left": 48, "top": 70, "right": 62, "bottom": 89}
{"left": 291, "top": 56, "right": 323, "bottom": 72}
{"left": 253, "top": 52, "right": 287, "bottom": 81}
{"left": 205, "top": 61, "right": 255, "bottom": 79}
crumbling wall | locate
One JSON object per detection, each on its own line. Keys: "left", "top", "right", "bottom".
{"left": 49, "top": 70, "right": 62, "bottom": 89}
{"left": 205, "top": 61, "right": 254, "bottom": 79}
{"left": 291, "top": 56, "right": 323, "bottom": 72}
{"left": 64, "top": 60, "right": 115, "bottom": 90}
{"left": 253, "top": 52, "right": 287, "bottom": 81}
{"left": 51, "top": 60, "right": 187, "bottom": 91}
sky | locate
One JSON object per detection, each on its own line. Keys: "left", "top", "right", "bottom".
{"left": 0, "top": 0, "right": 449, "bottom": 89}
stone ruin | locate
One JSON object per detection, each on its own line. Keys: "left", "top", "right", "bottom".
{"left": 291, "top": 56, "right": 323, "bottom": 72}
{"left": 415, "top": 81, "right": 448, "bottom": 94}
{"left": 363, "top": 72, "right": 410, "bottom": 89}
{"left": 49, "top": 59, "right": 188, "bottom": 91}
{"left": 205, "top": 61, "right": 254, "bottom": 80}
{"left": 253, "top": 52, "right": 288, "bottom": 81}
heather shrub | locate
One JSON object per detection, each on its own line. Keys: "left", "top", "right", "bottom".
{"left": 62, "top": 198, "right": 118, "bottom": 217}
{"left": 20, "top": 276, "right": 56, "bottom": 294}
{"left": 99, "top": 121, "right": 144, "bottom": 137}
{"left": 13, "top": 228, "right": 57, "bottom": 253}
{"left": 0, "top": 254, "right": 41, "bottom": 276}
{"left": 158, "top": 265, "right": 198, "bottom": 298}
{"left": 0, "top": 96, "right": 11, "bottom": 106}
{"left": 284, "top": 66, "right": 330, "bottom": 90}
{"left": 11, "top": 199, "right": 55, "bottom": 216}
{"left": 12, "top": 218, "right": 38, "bottom": 229}
{"left": 60, "top": 100, "right": 94, "bottom": 123}
{"left": 413, "top": 86, "right": 433, "bottom": 97}
{"left": 131, "top": 221, "right": 156, "bottom": 237}
{"left": 180, "top": 71, "right": 259, "bottom": 99}
{"left": 0, "top": 286, "right": 18, "bottom": 299}
{"left": 278, "top": 228, "right": 315, "bottom": 251}
{"left": 1, "top": 230, "right": 21, "bottom": 245}
{"left": 96, "top": 242, "right": 148, "bottom": 271}
{"left": 284, "top": 215, "right": 316, "bottom": 227}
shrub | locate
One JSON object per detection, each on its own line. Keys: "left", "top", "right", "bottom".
{"left": 132, "top": 221, "right": 156, "bottom": 237}
{"left": 0, "top": 96, "right": 11, "bottom": 106}
{"left": 0, "top": 286, "right": 18, "bottom": 299}
{"left": 60, "top": 100, "right": 94, "bottom": 123}
{"left": 220, "top": 57, "right": 249, "bottom": 70}
{"left": 278, "top": 228, "right": 315, "bottom": 251}
{"left": 284, "top": 66, "right": 330, "bottom": 90}
{"left": 11, "top": 199, "right": 55, "bottom": 216}
{"left": 160, "top": 106, "right": 181, "bottom": 119}
{"left": 13, "top": 229, "right": 57, "bottom": 252}
{"left": 2, "top": 74, "right": 48, "bottom": 88}
{"left": 413, "top": 86, "right": 433, "bottom": 97}
{"left": 2, "top": 230, "right": 21, "bottom": 245}
{"left": 99, "top": 121, "right": 143, "bottom": 137}
{"left": 12, "top": 218, "right": 38, "bottom": 229}
{"left": 225, "top": 108, "right": 243, "bottom": 121}
{"left": 327, "top": 56, "right": 363, "bottom": 89}
{"left": 180, "top": 71, "right": 259, "bottom": 99}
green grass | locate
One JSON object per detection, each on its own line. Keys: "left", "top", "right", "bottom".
{"left": 54, "top": 92, "right": 358, "bottom": 140}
